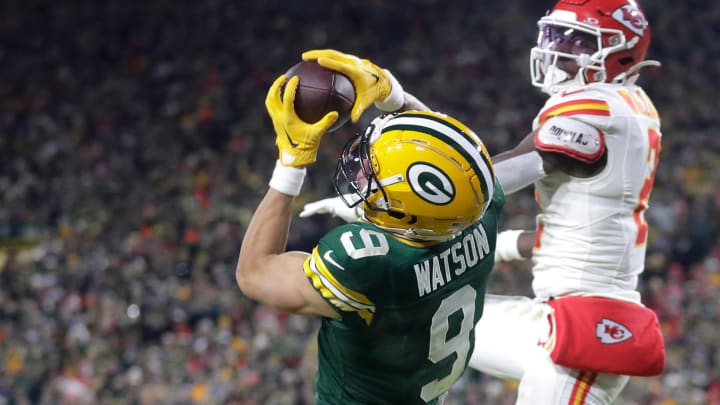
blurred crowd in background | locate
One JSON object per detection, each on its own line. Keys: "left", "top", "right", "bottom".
{"left": 0, "top": 1, "right": 718, "bottom": 404}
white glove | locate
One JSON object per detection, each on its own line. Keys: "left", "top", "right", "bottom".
{"left": 299, "top": 195, "right": 360, "bottom": 223}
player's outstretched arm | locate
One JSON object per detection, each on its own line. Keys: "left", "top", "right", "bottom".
{"left": 402, "top": 92, "right": 432, "bottom": 112}
{"left": 493, "top": 116, "right": 608, "bottom": 194}
{"left": 236, "top": 189, "right": 338, "bottom": 318}
{"left": 235, "top": 75, "right": 340, "bottom": 319}
{"left": 491, "top": 132, "right": 548, "bottom": 195}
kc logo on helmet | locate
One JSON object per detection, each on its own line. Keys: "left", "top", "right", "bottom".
{"left": 612, "top": 5, "right": 648, "bottom": 36}
{"left": 596, "top": 318, "right": 633, "bottom": 344}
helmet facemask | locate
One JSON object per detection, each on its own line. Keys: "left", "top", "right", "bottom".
{"left": 334, "top": 114, "right": 399, "bottom": 213}
{"left": 530, "top": 13, "right": 637, "bottom": 94}
{"left": 532, "top": 19, "right": 606, "bottom": 94}
{"left": 530, "top": 0, "right": 661, "bottom": 94}
{"left": 335, "top": 116, "right": 434, "bottom": 240}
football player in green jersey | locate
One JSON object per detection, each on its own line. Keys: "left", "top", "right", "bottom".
{"left": 236, "top": 71, "right": 504, "bottom": 404}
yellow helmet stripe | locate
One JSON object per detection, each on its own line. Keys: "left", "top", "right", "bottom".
{"left": 383, "top": 114, "right": 494, "bottom": 206}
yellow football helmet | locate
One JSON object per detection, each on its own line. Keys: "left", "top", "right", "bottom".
{"left": 334, "top": 111, "right": 495, "bottom": 242}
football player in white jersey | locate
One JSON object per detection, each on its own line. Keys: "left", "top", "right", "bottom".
{"left": 299, "top": 0, "right": 666, "bottom": 403}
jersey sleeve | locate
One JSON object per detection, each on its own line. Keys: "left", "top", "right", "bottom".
{"left": 303, "top": 223, "right": 381, "bottom": 325}
{"left": 534, "top": 115, "right": 606, "bottom": 163}
{"left": 536, "top": 88, "right": 612, "bottom": 128}
{"left": 488, "top": 178, "right": 505, "bottom": 216}
{"left": 533, "top": 86, "right": 627, "bottom": 163}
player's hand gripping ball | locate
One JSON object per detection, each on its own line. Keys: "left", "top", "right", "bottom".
{"left": 283, "top": 60, "right": 356, "bottom": 132}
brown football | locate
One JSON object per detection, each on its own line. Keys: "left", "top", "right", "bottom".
{"left": 283, "top": 60, "right": 356, "bottom": 132}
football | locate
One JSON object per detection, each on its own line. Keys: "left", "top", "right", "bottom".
{"left": 283, "top": 60, "right": 356, "bottom": 132}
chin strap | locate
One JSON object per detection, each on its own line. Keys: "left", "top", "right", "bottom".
{"left": 614, "top": 60, "right": 662, "bottom": 85}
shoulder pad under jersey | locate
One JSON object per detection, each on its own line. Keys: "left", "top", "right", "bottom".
{"left": 534, "top": 115, "right": 606, "bottom": 163}
{"left": 537, "top": 88, "right": 611, "bottom": 127}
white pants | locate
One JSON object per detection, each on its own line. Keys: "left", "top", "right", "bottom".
{"left": 468, "top": 295, "right": 630, "bottom": 404}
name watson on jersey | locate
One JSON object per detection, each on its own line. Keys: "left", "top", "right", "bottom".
{"left": 413, "top": 225, "right": 491, "bottom": 297}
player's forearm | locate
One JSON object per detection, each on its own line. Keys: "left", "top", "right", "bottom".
{"left": 517, "top": 231, "right": 535, "bottom": 258}
{"left": 401, "top": 92, "right": 432, "bottom": 112}
{"left": 495, "top": 229, "right": 535, "bottom": 261}
{"left": 236, "top": 189, "right": 293, "bottom": 291}
{"left": 491, "top": 133, "right": 548, "bottom": 194}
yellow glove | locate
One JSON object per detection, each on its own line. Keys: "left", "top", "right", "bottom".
{"left": 302, "top": 49, "right": 404, "bottom": 122}
{"left": 265, "top": 74, "right": 339, "bottom": 167}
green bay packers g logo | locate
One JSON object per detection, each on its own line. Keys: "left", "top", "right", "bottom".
{"left": 407, "top": 163, "right": 455, "bottom": 205}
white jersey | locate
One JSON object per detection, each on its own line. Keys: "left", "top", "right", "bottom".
{"left": 530, "top": 83, "right": 662, "bottom": 302}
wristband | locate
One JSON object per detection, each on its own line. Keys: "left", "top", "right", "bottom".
{"left": 495, "top": 230, "right": 524, "bottom": 262}
{"left": 269, "top": 160, "right": 306, "bottom": 197}
{"left": 374, "top": 69, "right": 405, "bottom": 112}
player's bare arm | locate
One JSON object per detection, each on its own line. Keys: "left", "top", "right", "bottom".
{"left": 235, "top": 72, "right": 339, "bottom": 319}
{"left": 400, "top": 91, "right": 432, "bottom": 112}
{"left": 236, "top": 189, "right": 339, "bottom": 318}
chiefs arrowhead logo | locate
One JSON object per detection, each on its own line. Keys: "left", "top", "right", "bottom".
{"left": 612, "top": 5, "right": 648, "bottom": 36}
{"left": 595, "top": 318, "right": 633, "bottom": 344}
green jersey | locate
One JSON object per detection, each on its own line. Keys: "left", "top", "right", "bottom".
{"left": 303, "top": 184, "right": 504, "bottom": 404}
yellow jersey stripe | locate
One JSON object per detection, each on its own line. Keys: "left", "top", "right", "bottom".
{"left": 538, "top": 99, "right": 610, "bottom": 125}
{"left": 304, "top": 249, "right": 376, "bottom": 324}
{"left": 569, "top": 371, "right": 597, "bottom": 405}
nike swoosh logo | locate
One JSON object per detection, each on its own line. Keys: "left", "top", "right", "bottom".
{"left": 323, "top": 250, "right": 345, "bottom": 270}
{"left": 284, "top": 128, "right": 298, "bottom": 148}
{"left": 362, "top": 68, "right": 380, "bottom": 83}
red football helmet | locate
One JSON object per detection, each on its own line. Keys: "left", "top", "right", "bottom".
{"left": 530, "top": 0, "right": 659, "bottom": 94}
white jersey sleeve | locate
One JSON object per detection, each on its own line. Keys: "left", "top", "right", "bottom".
{"left": 529, "top": 83, "right": 662, "bottom": 302}
{"left": 534, "top": 115, "right": 606, "bottom": 163}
